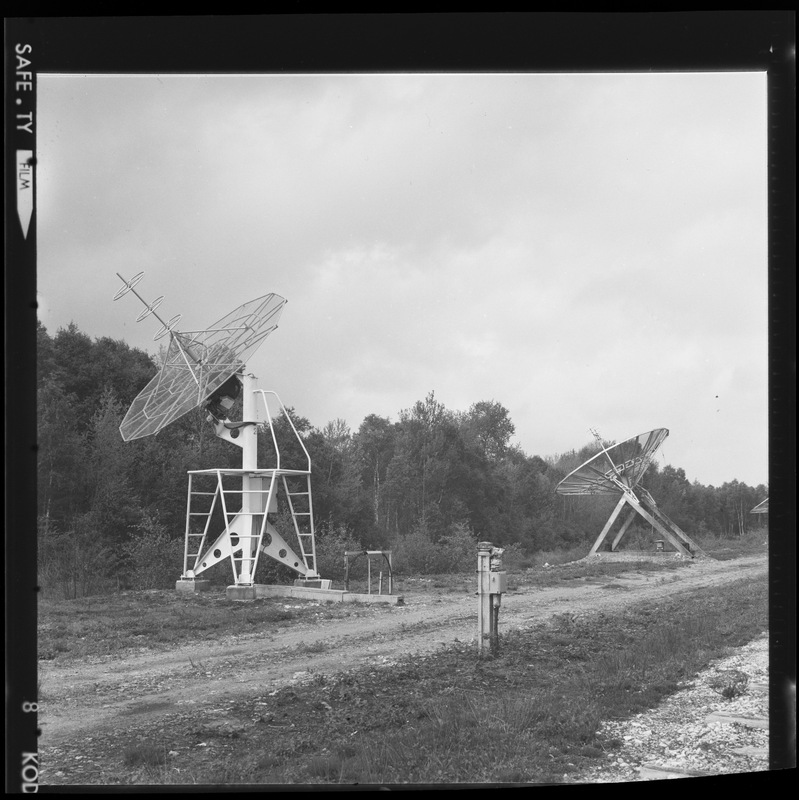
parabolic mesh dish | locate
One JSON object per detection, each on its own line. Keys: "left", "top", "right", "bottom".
{"left": 555, "top": 428, "right": 669, "bottom": 496}
{"left": 120, "top": 293, "right": 287, "bottom": 441}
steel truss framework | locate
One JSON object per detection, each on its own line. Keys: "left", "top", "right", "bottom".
{"left": 183, "top": 384, "right": 319, "bottom": 585}
{"left": 556, "top": 428, "right": 706, "bottom": 558}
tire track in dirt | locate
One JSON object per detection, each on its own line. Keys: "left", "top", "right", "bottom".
{"left": 38, "top": 555, "right": 767, "bottom": 746}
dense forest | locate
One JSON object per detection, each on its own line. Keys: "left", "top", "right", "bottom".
{"left": 37, "top": 321, "right": 768, "bottom": 598}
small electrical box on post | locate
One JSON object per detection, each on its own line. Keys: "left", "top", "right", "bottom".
{"left": 488, "top": 571, "right": 507, "bottom": 594}
{"left": 477, "top": 541, "right": 507, "bottom": 655}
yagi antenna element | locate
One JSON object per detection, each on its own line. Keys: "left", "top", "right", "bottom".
{"left": 113, "top": 272, "right": 287, "bottom": 441}
{"left": 114, "top": 272, "right": 182, "bottom": 340}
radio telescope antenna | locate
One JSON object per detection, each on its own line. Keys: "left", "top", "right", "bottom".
{"left": 556, "top": 428, "right": 706, "bottom": 558}
{"left": 750, "top": 497, "right": 769, "bottom": 514}
{"left": 114, "top": 273, "right": 323, "bottom": 598}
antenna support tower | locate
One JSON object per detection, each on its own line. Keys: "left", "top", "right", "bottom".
{"left": 113, "top": 272, "right": 321, "bottom": 595}
{"left": 556, "top": 428, "right": 706, "bottom": 558}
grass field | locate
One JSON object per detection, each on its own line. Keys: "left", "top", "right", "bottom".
{"left": 38, "top": 533, "right": 769, "bottom": 786}
{"left": 104, "top": 576, "right": 766, "bottom": 785}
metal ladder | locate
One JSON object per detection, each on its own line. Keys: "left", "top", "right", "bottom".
{"left": 184, "top": 472, "right": 272, "bottom": 575}
{"left": 184, "top": 476, "right": 217, "bottom": 573}
{"left": 283, "top": 473, "right": 317, "bottom": 575}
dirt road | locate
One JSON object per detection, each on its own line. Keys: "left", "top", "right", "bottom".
{"left": 38, "top": 554, "right": 767, "bottom": 750}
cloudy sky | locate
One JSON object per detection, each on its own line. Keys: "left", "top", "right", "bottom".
{"left": 36, "top": 70, "right": 768, "bottom": 488}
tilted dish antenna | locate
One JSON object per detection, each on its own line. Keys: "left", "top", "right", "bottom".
{"left": 114, "top": 273, "right": 321, "bottom": 593}
{"left": 556, "top": 428, "right": 705, "bottom": 557}
{"left": 113, "top": 271, "right": 286, "bottom": 441}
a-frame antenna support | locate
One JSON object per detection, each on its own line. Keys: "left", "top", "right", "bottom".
{"left": 556, "top": 428, "right": 708, "bottom": 559}
{"left": 587, "top": 485, "right": 705, "bottom": 557}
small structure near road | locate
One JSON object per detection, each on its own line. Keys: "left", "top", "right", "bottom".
{"left": 477, "top": 541, "right": 507, "bottom": 655}
{"left": 344, "top": 550, "right": 394, "bottom": 595}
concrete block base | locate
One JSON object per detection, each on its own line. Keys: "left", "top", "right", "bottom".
{"left": 586, "top": 550, "right": 704, "bottom": 563}
{"left": 293, "top": 578, "right": 333, "bottom": 590}
{"left": 226, "top": 584, "right": 257, "bottom": 602}
{"left": 256, "top": 584, "right": 404, "bottom": 605}
{"left": 176, "top": 579, "right": 212, "bottom": 593}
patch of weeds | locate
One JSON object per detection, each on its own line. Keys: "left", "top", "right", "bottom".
{"left": 256, "top": 754, "right": 283, "bottom": 770}
{"left": 188, "top": 657, "right": 209, "bottom": 674}
{"left": 551, "top": 612, "right": 580, "bottom": 632}
{"left": 295, "top": 639, "right": 329, "bottom": 655}
{"left": 709, "top": 669, "right": 749, "bottom": 699}
{"left": 494, "top": 768, "right": 528, "bottom": 782}
{"left": 123, "top": 743, "right": 168, "bottom": 768}
{"left": 305, "top": 754, "right": 352, "bottom": 782}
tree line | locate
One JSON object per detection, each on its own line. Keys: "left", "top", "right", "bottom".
{"left": 37, "top": 322, "right": 768, "bottom": 597}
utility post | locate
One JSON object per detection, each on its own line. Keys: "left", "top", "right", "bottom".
{"left": 477, "top": 541, "right": 507, "bottom": 655}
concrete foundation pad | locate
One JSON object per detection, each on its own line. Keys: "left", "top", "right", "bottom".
{"left": 226, "top": 584, "right": 258, "bottom": 602}
{"left": 294, "top": 579, "right": 333, "bottom": 590}
{"left": 175, "top": 579, "right": 212, "bottom": 593}
{"left": 255, "top": 584, "right": 405, "bottom": 605}
{"left": 584, "top": 550, "right": 709, "bottom": 563}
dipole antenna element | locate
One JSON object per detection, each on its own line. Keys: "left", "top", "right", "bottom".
{"left": 114, "top": 272, "right": 182, "bottom": 340}
{"left": 590, "top": 427, "right": 621, "bottom": 482}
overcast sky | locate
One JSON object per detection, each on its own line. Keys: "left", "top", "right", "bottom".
{"left": 36, "top": 71, "right": 768, "bottom": 488}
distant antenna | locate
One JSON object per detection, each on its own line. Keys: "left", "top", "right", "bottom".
{"left": 750, "top": 497, "right": 769, "bottom": 514}
{"left": 114, "top": 272, "right": 321, "bottom": 595}
{"left": 556, "top": 428, "right": 706, "bottom": 558}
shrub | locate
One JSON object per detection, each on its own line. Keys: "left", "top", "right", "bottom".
{"left": 437, "top": 522, "right": 479, "bottom": 572}
{"left": 498, "top": 542, "right": 532, "bottom": 571}
{"left": 392, "top": 521, "right": 478, "bottom": 575}
{"left": 312, "top": 523, "right": 365, "bottom": 583}
{"left": 124, "top": 513, "right": 184, "bottom": 590}
{"left": 38, "top": 516, "right": 121, "bottom": 599}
